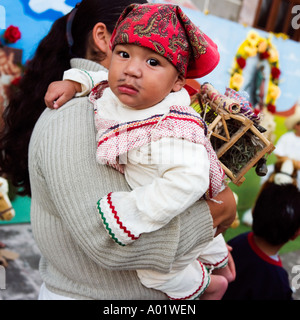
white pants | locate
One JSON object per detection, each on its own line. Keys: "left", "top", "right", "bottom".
{"left": 137, "top": 234, "right": 228, "bottom": 300}
{"left": 38, "top": 283, "right": 75, "bottom": 300}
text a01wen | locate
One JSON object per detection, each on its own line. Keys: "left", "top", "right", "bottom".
{"left": 102, "top": 303, "right": 196, "bottom": 317}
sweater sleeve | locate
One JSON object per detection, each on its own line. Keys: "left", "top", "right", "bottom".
{"left": 97, "top": 139, "right": 210, "bottom": 246}
{"left": 29, "top": 98, "right": 213, "bottom": 273}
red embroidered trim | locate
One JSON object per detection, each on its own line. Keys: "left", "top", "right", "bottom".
{"left": 97, "top": 119, "right": 159, "bottom": 148}
{"left": 167, "top": 115, "right": 204, "bottom": 128}
{"left": 167, "top": 260, "right": 209, "bottom": 300}
{"left": 203, "top": 254, "right": 228, "bottom": 268}
{"left": 107, "top": 192, "right": 139, "bottom": 241}
{"left": 97, "top": 114, "right": 204, "bottom": 148}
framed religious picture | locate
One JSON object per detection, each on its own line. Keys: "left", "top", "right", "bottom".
{"left": 0, "top": 46, "right": 23, "bottom": 128}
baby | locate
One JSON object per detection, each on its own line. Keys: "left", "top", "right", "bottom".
{"left": 45, "top": 3, "right": 235, "bottom": 300}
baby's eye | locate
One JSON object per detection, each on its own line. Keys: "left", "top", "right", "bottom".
{"left": 147, "top": 58, "right": 159, "bottom": 67}
{"left": 119, "top": 51, "right": 130, "bottom": 58}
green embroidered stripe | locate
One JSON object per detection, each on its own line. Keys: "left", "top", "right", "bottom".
{"left": 215, "top": 260, "right": 228, "bottom": 269}
{"left": 97, "top": 199, "right": 125, "bottom": 246}
{"left": 194, "top": 272, "right": 211, "bottom": 300}
{"left": 80, "top": 69, "right": 94, "bottom": 88}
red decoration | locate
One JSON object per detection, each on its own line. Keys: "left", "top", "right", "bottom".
{"left": 267, "top": 103, "right": 276, "bottom": 114}
{"left": 253, "top": 108, "right": 261, "bottom": 116}
{"left": 11, "top": 76, "right": 21, "bottom": 87}
{"left": 111, "top": 3, "right": 220, "bottom": 79}
{"left": 3, "top": 25, "right": 21, "bottom": 44}
{"left": 271, "top": 66, "right": 281, "bottom": 79}
{"left": 236, "top": 57, "right": 246, "bottom": 69}
{"left": 259, "top": 51, "right": 270, "bottom": 60}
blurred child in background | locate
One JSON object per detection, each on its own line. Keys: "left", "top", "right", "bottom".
{"left": 223, "top": 183, "right": 300, "bottom": 300}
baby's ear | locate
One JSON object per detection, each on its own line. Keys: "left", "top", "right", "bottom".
{"left": 172, "top": 74, "right": 186, "bottom": 92}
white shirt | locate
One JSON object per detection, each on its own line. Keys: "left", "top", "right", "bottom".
{"left": 275, "top": 131, "right": 300, "bottom": 161}
{"left": 95, "top": 87, "right": 211, "bottom": 241}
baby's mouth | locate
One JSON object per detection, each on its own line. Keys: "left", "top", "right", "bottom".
{"left": 117, "top": 84, "right": 139, "bottom": 95}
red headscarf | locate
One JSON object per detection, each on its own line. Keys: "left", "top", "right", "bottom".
{"left": 110, "top": 3, "right": 220, "bottom": 79}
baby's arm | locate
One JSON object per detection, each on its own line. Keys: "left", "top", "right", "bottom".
{"left": 44, "top": 80, "right": 81, "bottom": 109}
{"left": 44, "top": 68, "right": 107, "bottom": 109}
{"left": 97, "top": 138, "right": 211, "bottom": 246}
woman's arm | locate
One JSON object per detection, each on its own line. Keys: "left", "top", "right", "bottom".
{"left": 207, "top": 185, "right": 236, "bottom": 235}
{"left": 29, "top": 98, "right": 216, "bottom": 273}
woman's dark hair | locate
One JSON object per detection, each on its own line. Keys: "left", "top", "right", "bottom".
{"left": 0, "top": 0, "right": 146, "bottom": 197}
{"left": 252, "top": 183, "right": 300, "bottom": 245}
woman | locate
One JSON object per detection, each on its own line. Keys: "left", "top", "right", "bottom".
{"left": 0, "top": 0, "right": 236, "bottom": 299}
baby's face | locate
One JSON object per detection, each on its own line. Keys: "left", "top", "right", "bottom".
{"left": 108, "top": 44, "right": 185, "bottom": 110}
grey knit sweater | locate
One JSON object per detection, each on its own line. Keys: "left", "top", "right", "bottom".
{"left": 28, "top": 58, "right": 214, "bottom": 300}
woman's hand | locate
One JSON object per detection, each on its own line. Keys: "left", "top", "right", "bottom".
{"left": 207, "top": 186, "right": 237, "bottom": 236}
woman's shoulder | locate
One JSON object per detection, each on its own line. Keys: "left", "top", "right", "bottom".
{"left": 32, "top": 98, "right": 95, "bottom": 144}
{"left": 43, "top": 96, "right": 92, "bottom": 121}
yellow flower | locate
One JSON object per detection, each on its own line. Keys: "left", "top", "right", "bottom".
{"left": 268, "top": 48, "right": 279, "bottom": 63}
{"left": 268, "top": 83, "right": 281, "bottom": 100}
{"left": 237, "top": 46, "right": 247, "bottom": 58}
{"left": 273, "top": 32, "right": 289, "bottom": 40}
{"left": 230, "top": 73, "right": 244, "bottom": 90}
{"left": 247, "top": 30, "right": 260, "bottom": 47}
{"left": 257, "top": 39, "right": 268, "bottom": 53}
{"left": 244, "top": 45, "right": 257, "bottom": 57}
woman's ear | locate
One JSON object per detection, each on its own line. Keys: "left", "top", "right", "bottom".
{"left": 172, "top": 74, "right": 186, "bottom": 92}
{"left": 92, "top": 22, "right": 112, "bottom": 68}
{"left": 92, "top": 22, "right": 111, "bottom": 55}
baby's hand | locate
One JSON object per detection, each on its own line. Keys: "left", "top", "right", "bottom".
{"left": 44, "top": 80, "right": 81, "bottom": 109}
